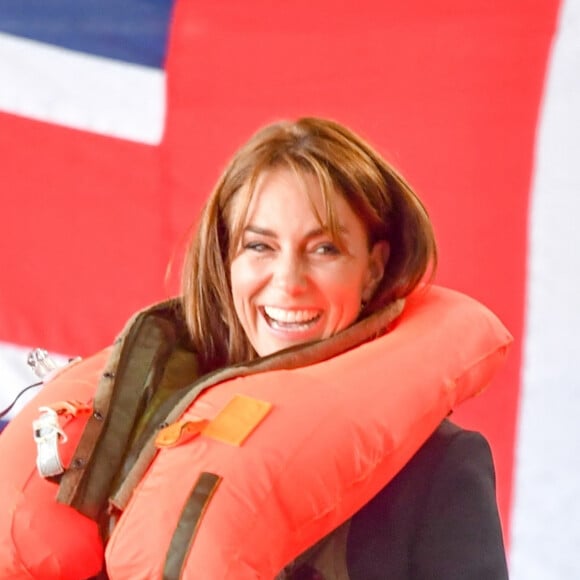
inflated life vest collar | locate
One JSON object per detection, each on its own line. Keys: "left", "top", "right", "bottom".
{"left": 104, "top": 286, "right": 512, "bottom": 579}
{"left": 57, "top": 294, "right": 405, "bottom": 518}
{"left": 0, "top": 285, "right": 512, "bottom": 580}
{"left": 109, "top": 296, "right": 405, "bottom": 513}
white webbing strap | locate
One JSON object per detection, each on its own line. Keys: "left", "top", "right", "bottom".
{"left": 33, "top": 407, "right": 68, "bottom": 478}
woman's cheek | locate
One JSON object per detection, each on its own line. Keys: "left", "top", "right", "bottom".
{"left": 231, "top": 258, "right": 266, "bottom": 297}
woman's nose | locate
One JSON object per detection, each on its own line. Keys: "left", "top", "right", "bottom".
{"left": 271, "top": 252, "right": 307, "bottom": 294}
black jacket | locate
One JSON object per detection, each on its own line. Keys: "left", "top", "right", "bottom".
{"left": 345, "top": 420, "right": 509, "bottom": 579}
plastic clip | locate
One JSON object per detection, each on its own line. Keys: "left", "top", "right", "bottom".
{"left": 33, "top": 407, "right": 68, "bottom": 478}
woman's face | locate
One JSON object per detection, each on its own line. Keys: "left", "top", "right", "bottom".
{"left": 229, "top": 168, "right": 388, "bottom": 357}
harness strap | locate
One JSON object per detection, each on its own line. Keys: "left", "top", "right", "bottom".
{"left": 58, "top": 314, "right": 179, "bottom": 520}
{"left": 163, "top": 472, "right": 222, "bottom": 579}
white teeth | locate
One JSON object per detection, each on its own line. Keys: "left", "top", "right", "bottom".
{"left": 263, "top": 306, "right": 320, "bottom": 324}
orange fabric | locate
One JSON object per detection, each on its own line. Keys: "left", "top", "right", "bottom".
{"left": 106, "top": 287, "right": 512, "bottom": 579}
{"left": 0, "top": 287, "right": 512, "bottom": 579}
{"left": 0, "top": 349, "right": 110, "bottom": 580}
{"left": 42, "top": 399, "right": 93, "bottom": 417}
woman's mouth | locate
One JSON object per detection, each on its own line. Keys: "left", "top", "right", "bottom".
{"left": 261, "top": 306, "right": 322, "bottom": 331}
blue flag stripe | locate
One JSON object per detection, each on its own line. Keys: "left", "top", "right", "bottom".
{"left": 0, "top": 0, "right": 174, "bottom": 68}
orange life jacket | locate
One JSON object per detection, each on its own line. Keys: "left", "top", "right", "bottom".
{"left": 0, "top": 286, "right": 512, "bottom": 579}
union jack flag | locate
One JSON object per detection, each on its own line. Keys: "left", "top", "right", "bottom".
{"left": 0, "top": 1, "right": 578, "bottom": 577}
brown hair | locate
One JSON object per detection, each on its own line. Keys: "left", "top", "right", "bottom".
{"left": 181, "top": 117, "right": 437, "bottom": 372}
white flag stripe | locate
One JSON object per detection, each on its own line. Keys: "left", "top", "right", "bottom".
{"left": 0, "top": 342, "right": 70, "bottom": 420}
{"left": 510, "top": 0, "right": 580, "bottom": 577}
{"left": 0, "top": 32, "right": 166, "bottom": 145}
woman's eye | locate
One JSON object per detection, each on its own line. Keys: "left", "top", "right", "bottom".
{"left": 314, "top": 242, "right": 340, "bottom": 255}
{"left": 244, "top": 241, "right": 271, "bottom": 252}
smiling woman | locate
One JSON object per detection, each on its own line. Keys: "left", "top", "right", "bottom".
{"left": 182, "top": 118, "right": 436, "bottom": 373}
{"left": 0, "top": 117, "right": 510, "bottom": 580}
{"left": 229, "top": 168, "right": 388, "bottom": 357}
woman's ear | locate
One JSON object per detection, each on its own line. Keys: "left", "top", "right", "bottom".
{"left": 362, "top": 241, "right": 390, "bottom": 302}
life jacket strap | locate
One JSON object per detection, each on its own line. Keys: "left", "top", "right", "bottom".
{"left": 163, "top": 472, "right": 222, "bottom": 579}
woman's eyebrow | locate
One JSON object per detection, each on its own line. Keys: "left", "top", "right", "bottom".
{"left": 244, "top": 225, "right": 276, "bottom": 237}
{"left": 244, "top": 224, "right": 348, "bottom": 238}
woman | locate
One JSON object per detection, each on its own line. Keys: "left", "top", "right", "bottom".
{"left": 0, "top": 117, "right": 509, "bottom": 579}
{"left": 182, "top": 117, "right": 435, "bottom": 373}
{"left": 179, "top": 117, "right": 508, "bottom": 578}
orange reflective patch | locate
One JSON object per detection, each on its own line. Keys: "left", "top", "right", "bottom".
{"left": 203, "top": 394, "right": 272, "bottom": 446}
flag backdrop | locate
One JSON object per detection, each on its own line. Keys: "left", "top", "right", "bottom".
{"left": 0, "top": 1, "right": 578, "bottom": 577}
